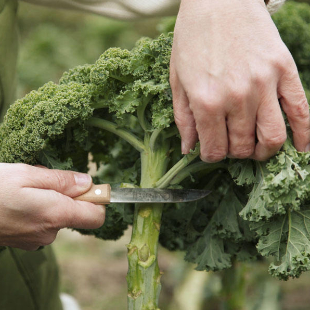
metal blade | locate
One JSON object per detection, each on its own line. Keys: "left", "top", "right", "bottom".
{"left": 110, "top": 188, "right": 211, "bottom": 204}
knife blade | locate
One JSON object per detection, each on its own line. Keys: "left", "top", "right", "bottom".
{"left": 74, "top": 184, "right": 211, "bottom": 204}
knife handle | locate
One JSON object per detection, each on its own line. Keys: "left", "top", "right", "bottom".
{"left": 74, "top": 184, "right": 111, "bottom": 204}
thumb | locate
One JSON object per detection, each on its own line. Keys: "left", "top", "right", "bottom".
{"left": 23, "top": 165, "right": 92, "bottom": 197}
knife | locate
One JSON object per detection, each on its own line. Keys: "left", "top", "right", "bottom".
{"left": 74, "top": 184, "right": 211, "bottom": 204}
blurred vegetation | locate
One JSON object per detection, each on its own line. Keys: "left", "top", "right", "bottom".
{"left": 16, "top": 1, "right": 310, "bottom": 310}
{"left": 273, "top": 1, "right": 310, "bottom": 99}
{"left": 17, "top": 2, "right": 171, "bottom": 97}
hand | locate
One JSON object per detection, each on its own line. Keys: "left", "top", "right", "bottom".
{"left": 0, "top": 163, "right": 105, "bottom": 251}
{"left": 170, "top": 0, "right": 310, "bottom": 162}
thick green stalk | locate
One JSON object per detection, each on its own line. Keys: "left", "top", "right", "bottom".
{"left": 127, "top": 137, "right": 169, "bottom": 310}
{"left": 221, "top": 263, "right": 247, "bottom": 310}
{"left": 137, "top": 96, "right": 152, "bottom": 132}
{"left": 154, "top": 146, "right": 200, "bottom": 189}
{"left": 170, "top": 161, "right": 228, "bottom": 185}
{"left": 86, "top": 117, "right": 145, "bottom": 152}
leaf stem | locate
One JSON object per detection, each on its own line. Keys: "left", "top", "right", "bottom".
{"left": 154, "top": 148, "right": 200, "bottom": 189}
{"left": 170, "top": 161, "right": 228, "bottom": 185}
{"left": 86, "top": 117, "right": 145, "bottom": 153}
{"left": 150, "top": 128, "right": 164, "bottom": 151}
{"left": 109, "top": 73, "right": 133, "bottom": 83}
{"left": 137, "top": 96, "right": 152, "bottom": 132}
{"left": 163, "top": 125, "right": 179, "bottom": 139}
{"left": 287, "top": 209, "right": 292, "bottom": 256}
{"left": 91, "top": 99, "right": 107, "bottom": 109}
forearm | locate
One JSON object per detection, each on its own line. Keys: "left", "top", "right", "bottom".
{"left": 20, "top": 0, "right": 286, "bottom": 19}
{"left": 19, "top": 0, "right": 180, "bottom": 20}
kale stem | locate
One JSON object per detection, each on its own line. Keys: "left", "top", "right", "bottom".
{"left": 170, "top": 161, "right": 228, "bottom": 185}
{"left": 91, "top": 99, "right": 107, "bottom": 109}
{"left": 149, "top": 128, "right": 164, "bottom": 151}
{"left": 221, "top": 262, "right": 247, "bottom": 310}
{"left": 86, "top": 117, "right": 146, "bottom": 153}
{"left": 163, "top": 125, "right": 179, "bottom": 139}
{"left": 154, "top": 148, "right": 200, "bottom": 189}
{"left": 127, "top": 139, "right": 170, "bottom": 310}
{"left": 137, "top": 96, "right": 152, "bottom": 131}
{"left": 109, "top": 73, "right": 133, "bottom": 83}
{"left": 287, "top": 209, "right": 292, "bottom": 255}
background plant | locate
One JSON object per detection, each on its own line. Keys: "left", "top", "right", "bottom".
{"left": 7, "top": 1, "right": 307, "bottom": 308}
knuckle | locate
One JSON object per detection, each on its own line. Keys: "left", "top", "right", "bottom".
{"left": 190, "top": 90, "right": 207, "bottom": 106}
{"left": 43, "top": 198, "right": 68, "bottom": 230}
{"left": 174, "top": 109, "right": 194, "bottom": 127}
{"left": 16, "top": 163, "right": 32, "bottom": 177}
{"left": 24, "top": 245, "right": 40, "bottom": 251}
{"left": 169, "top": 71, "right": 176, "bottom": 86}
{"left": 94, "top": 209, "right": 105, "bottom": 228}
{"left": 173, "top": 111, "right": 184, "bottom": 126}
{"left": 46, "top": 212, "right": 63, "bottom": 230}
{"left": 201, "top": 148, "right": 227, "bottom": 163}
{"left": 13, "top": 164, "right": 34, "bottom": 187}
{"left": 273, "top": 49, "right": 294, "bottom": 72}
{"left": 42, "top": 233, "right": 57, "bottom": 246}
{"left": 293, "top": 98, "right": 309, "bottom": 119}
{"left": 53, "top": 171, "right": 71, "bottom": 191}
{"left": 203, "top": 102, "right": 222, "bottom": 115}
{"left": 34, "top": 231, "right": 58, "bottom": 248}
{"left": 16, "top": 163, "right": 31, "bottom": 173}
{"left": 228, "top": 85, "right": 250, "bottom": 104}
{"left": 262, "top": 132, "right": 287, "bottom": 148}
{"left": 87, "top": 204, "right": 105, "bottom": 229}
{"left": 194, "top": 96, "right": 222, "bottom": 115}
{"left": 169, "top": 78, "right": 177, "bottom": 94}
{"left": 174, "top": 118, "right": 196, "bottom": 134}
{"left": 230, "top": 146, "right": 254, "bottom": 159}
{"left": 252, "top": 69, "right": 273, "bottom": 88}
{"left": 190, "top": 88, "right": 212, "bottom": 104}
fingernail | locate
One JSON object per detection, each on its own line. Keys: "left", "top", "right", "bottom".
{"left": 181, "top": 141, "right": 188, "bottom": 154}
{"left": 74, "top": 173, "right": 92, "bottom": 188}
{"left": 306, "top": 144, "right": 310, "bottom": 152}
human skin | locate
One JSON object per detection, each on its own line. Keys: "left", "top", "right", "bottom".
{"left": 170, "top": 0, "right": 310, "bottom": 162}
{"left": 1, "top": 0, "right": 308, "bottom": 250}
{"left": 0, "top": 163, "right": 105, "bottom": 251}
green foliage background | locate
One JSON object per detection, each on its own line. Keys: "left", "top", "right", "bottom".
{"left": 14, "top": 1, "right": 310, "bottom": 309}
{"left": 17, "top": 2, "right": 165, "bottom": 96}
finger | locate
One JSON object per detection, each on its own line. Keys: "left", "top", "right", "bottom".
{"left": 170, "top": 60, "right": 198, "bottom": 154}
{"left": 278, "top": 68, "right": 310, "bottom": 152}
{"left": 20, "top": 165, "right": 92, "bottom": 197}
{"left": 227, "top": 97, "right": 256, "bottom": 159}
{"left": 2, "top": 227, "right": 58, "bottom": 251}
{"left": 11, "top": 242, "right": 43, "bottom": 252}
{"left": 15, "top": 232, "right": 58, "bottom": 251}
{"left": 191, "top": 94, "right": 228, "bottom": 162}
{"left": 35, "top": 165, "right": 48, "bottom": 169}
{"left": 253, "top": 97, "right": 287, "bottom": 161}
{"left": 33, "top": 188, "right": 106, "bottom": 230}
{"left": 173, "top": 87, "right": 198, "bottom": 154}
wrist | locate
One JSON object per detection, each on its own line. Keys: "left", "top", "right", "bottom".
{"left": 180, "top": 0, "right": 284, "bottom": 15}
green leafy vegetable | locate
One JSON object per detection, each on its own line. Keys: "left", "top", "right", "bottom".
{"left": 1, "top": 1, "right": 310, "bottom": 308}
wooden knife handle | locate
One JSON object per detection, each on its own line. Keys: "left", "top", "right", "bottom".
{"left": 74, "top": 184, "right": 111, "bottom": 204}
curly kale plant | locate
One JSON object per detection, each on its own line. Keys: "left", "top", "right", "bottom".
{"left": 1, "top": 2, "right": 310, "bottom": 308}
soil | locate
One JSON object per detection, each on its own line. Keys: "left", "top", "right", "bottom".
{"left": 54, "top": 229, "right": 310, "bottom": 310}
